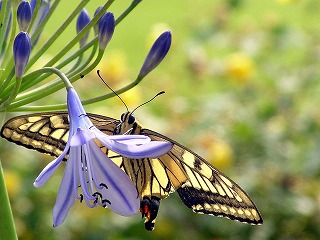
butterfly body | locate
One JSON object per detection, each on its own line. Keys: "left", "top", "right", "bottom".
{"left": 1, "top": 111, "right": 263, "bottom": 230}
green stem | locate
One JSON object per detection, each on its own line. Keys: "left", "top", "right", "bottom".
{"left": 0, "top": 76, "right": 22, "bottom": 110}
{"left": 29, "top": 0, "right": 114, "bottom": 70}
{"left": 0, "top": 159, "right": 18, "bottom": 240}
{"left": 1, "top": 1, "right": 17, "bottom": 66}
{"left": 67, "top": 42, "right": 98, "bottom": 78}
{"left": 5, "top": 76, "right": 144, "bottom": 112}
{"left": 116, "top": 0, "right": 142, "bottom": 25}
{"left": 0, "top": 69, "right": 15, "bottom": 98}
{"left": 7, "top": 50, "right": 103, "bottom": 110}
{"left": 0, "top": 0, "right": 9, "bottom": 60}
{"left": 26, "top": 0, "right": 90, "bottom": 70}
{"left": 3, "top": 38, "right": 97, "bottom": 98}
{"left": 30, "top": 0, "right": 60, "bottom": 45}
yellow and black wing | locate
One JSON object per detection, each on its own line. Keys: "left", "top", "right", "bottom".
{"left": 0, "top": 112, "right": 119, "bottom": 158}
{"left": 138, "top": 128, "right": 263, "bottom": 225}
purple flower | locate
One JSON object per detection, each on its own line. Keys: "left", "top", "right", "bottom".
{"left": 98, "top": 12, "right": 115, "bottom": 50}
{"left": 13, "top": 32, "right": 31, "bottom": 78}
{"left": 76, "top": 8, "right": 90, "bottom": 47}
{"left": 30, "top": 0, "right": 50, "bottom": 45}
{"left": 93, "top": 6, "right": 103, "bottom": 35}
{"left": 17, "top": 1, "right": 32, "bottom": 31}
{"left": 34, "top": 87, "right": 172, "bottom": 227}
{"left": 138, "top": 31, "right": 172, "bottom": 79}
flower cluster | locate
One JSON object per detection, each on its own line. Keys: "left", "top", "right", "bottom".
{"left": 0, "top": 0, "right": 173, "bottom": 230}
{"left": 0, "top": 1, "right": 172, "bottom": 113}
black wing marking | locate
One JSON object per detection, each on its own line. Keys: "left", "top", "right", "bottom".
{"left": 0, "top": 112, "right": 119, "bottom": 158}
{"left": 140, "top": 128, "right": 263, "bottom": 225}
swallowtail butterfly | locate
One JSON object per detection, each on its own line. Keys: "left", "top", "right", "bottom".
{"left": 1, "top": 111, "right": 263, "bottom": 230}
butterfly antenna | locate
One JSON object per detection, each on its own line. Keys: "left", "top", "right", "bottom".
{"left": 97, "top": 70, "right": 129, "bottom": 112}
{"left": 131, "top": 91, "right": 165, "bottom": 115}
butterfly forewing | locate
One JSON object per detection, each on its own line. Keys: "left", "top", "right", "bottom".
{"left": 0, "top": 112, "right": 119, "bottom": 158}
{"left": 1, "top": 113, "right": 70, "bottom": 157}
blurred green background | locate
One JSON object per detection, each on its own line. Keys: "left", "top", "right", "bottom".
{"left": 1, "top": 0, "right": 320, "bottom": 239}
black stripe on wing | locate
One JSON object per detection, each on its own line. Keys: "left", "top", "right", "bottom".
{"left": 140, "top": 128, "right": 263, "bottom": 224}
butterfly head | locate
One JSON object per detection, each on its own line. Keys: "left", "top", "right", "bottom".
{"left": 113, "top": 112, "right": 141, "bottom": 135}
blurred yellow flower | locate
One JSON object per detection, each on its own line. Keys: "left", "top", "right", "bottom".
{"left": 196, "top": 133, "right": 234, "bottom": 170}
{"left": 93, "top": 50, "right": 128, "bottom": 85}
{"left": 4, "top": 170, "right": 21, "bottom": 198}
{"left": 120, "top": 86, "right": 143, "bottom": 108}
{"left": 207, "top": 140, "right": 234, "bottom": 170}
{"left": 226, "top": 52, "right": 254, "bottom": 83}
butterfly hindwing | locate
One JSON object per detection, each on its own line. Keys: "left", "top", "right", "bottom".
{"left": 140, "top": 128, "right": 263, "bottom": 225}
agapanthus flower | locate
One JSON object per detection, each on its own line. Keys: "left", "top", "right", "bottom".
{"left": 138, "top": 31, "right": 172, "bottom": 79}
{"left": 76, "top": 8, "right": 91, "bottom": 47}
{"left": 30, "top": 0, "right": 50, "bottom": 44}
{"left": 98, "top": 12, "right": 115, "bottom": 50}
{"left": 93, "top": 6, "right": 103, "bottom": 35}
{"left": 13, "top": 32, "right": 31, "bottom": 78}
{"left": 17, "top": 1, "right": 32, "bottom": 31}
{"left": 34, "top": 87, "right": 172, "bottom": 227}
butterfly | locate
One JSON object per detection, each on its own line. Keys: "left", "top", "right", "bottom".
{"left": 1, "top": 111, "right": 263, "bottom": 230}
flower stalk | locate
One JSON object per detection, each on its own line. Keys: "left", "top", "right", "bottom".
{"left": 0, "top": 160, "right": 18, "bottom": 240}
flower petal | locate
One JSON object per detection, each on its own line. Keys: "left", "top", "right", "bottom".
{"left": 99, "top": 138, "right": 173, "bottom": 159}
{"left": 52, "top": 148, "right": 77, "bottom": 227}
{"left": 94, "top": 129, "right": 151, "bottom": 144}
{"left": 70, "top": 129, "right": 95, "bottom": 147}
{"left": 89, "top": 141, "right": 139, "bottom": 216}
{"left": 33, "top": 150, "right": 67, "bottom": 187}
{"left": 67, "top": 88, "right": 92, "bottom": 131}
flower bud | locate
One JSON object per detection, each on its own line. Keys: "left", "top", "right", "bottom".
{"left": 17, "top": 1, "right": 32, "bottom": 31}
{"left": 98, "top": 12, "right": 115, "bottom": 50}
{"left": 138, "top": 31, "right": 171, "bottom": 79}
{"left": 13, "top": 32, "right": 31, "bottom": 78}
{"left": 93, "top": 6, "right": 103, "bottom": 35}
{"left": 30, "top": 0, "right": 50, "bottom": 45}
{"left": 76, "top": 8, "right": 90, "bottom": 47}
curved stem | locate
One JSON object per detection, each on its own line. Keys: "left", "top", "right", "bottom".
{"left": 29, "top": 0, "right": 114, "bottom": 70}
{"left": 116, "top": 0, "right": 142, "bottom": 25}
{"left": 30, "top": 0, "right": 60, "bottom": 45}
{"left": 0, "top": 159, "right": 17, "bottom": 240}
{"left": 3, "top": 38, "right": 97, "bottom": 98}
{"left": 0, "top": 76, "right": 22, "bottom": 110}
{"left": 1, "top": 3, "right": 17, "bottom": 68}
{"left": 6, "top": 51, "right": 103, "bottom": 110}
{"left": 6, "top": 75, "right": 144, "bottom": 112}
{"left": 67, "top": 42, "right": 98, "bottom": 78}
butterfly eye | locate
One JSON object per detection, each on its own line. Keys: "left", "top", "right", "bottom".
{"left": 128, "top": 115, "right": 135, "bottom": 124}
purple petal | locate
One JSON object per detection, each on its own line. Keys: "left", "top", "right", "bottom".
{"left": 52, "top": 148, "right": 77, "bottom": 227}
{"left": 67, "top": 88, "right": 93, "bottom": 131}
{"left": 94, "top": 130, "right": 151, "bottom": 144}
{"left": 89, "top": 141, "right": 139, "bottom": 216}
{"left": 99, "top": 138, "right": 173, "bottom": 159}
{"left": 33, "top": 150, "right": 67, "bottom": 187}
{"left": 70, "top": 129, "right": 95, "bottom": 147}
